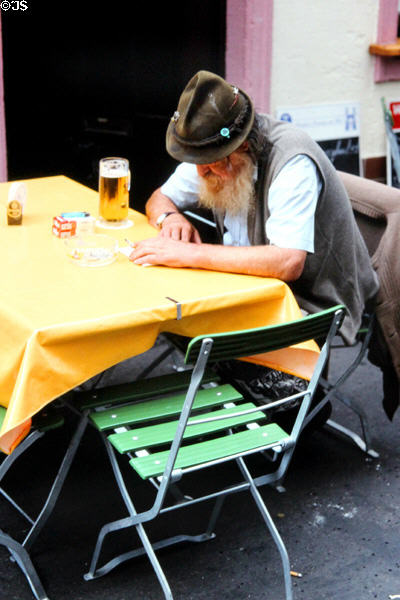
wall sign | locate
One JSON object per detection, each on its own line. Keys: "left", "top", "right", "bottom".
{"left": 387, "top": 101, "right": 400, "bottom": 187}
{"left": 276, "top": 102, "right": 362, "bottom": 176}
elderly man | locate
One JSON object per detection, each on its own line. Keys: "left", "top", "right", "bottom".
{"left": 130, "top": 70, "right": 378, "bottom": 346}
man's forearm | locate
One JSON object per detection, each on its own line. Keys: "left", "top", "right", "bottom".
{"left": 188, "top": 243, "right": 306, "bottom": 280}
{"left": 145, "top": 188, "right": 179, "bottom": 228}
{"left": 130, "top": 236, "right": 306, "bottom": 281}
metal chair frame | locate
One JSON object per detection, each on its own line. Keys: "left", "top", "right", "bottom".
{"left": 0, "top": 410, "right": 88, "bottom": 600}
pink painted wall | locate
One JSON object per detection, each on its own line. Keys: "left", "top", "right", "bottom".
{"left": 374, "top": 0, "right": 400, "bottom": 82}
{"left": 225, "top": 0, "right": 273, "bottom": 113}
{"left": 0, "top": 13, "right": 7, "bottom": 181}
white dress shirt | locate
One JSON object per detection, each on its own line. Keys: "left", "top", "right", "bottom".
{"left": 160, "top": 154, "right": 322, "bottom": 253}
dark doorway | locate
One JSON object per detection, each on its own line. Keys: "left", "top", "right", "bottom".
{"left": 1, "top": 1, "right": 226, "bottom": 213}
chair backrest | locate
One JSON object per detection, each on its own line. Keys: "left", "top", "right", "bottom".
{"left": 185, "top": 305, "right": 345, "bottom": 366}
{"left": 337, "top": 170, "right": 400, "bottom": 257}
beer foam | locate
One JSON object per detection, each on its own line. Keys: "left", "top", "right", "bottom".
{"left": 100, "top": 160, "right": 128, "bottom": 178}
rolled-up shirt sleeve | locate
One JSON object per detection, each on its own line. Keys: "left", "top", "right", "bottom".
{"left": 160, "top": 162, "right": 200, "bottom": 210}
{"left": 266, "top": 154, "right": 321, "bottom": 253}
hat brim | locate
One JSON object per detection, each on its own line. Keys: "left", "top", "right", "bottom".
{"left": 166, "top": 90, "right": 255, "bottom": 165}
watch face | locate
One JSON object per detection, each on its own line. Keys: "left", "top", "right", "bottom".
{"left": 156, "top": 213, "right": 167, "bottom": 227}
{"left": 157, "top": 212, "right": 176, "bottom": 228}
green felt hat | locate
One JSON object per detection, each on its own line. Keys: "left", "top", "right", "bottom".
{"left": 166, "top": 70, "right": 255, "bottom": 164}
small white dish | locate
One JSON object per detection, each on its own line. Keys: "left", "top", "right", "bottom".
{"left": 65, "top": 233, "right": 118, "bottom": 267}
{"left": 96, "top": 218, "right": 133, "bottom": 230}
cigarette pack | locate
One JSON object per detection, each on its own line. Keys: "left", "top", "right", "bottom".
{"left": 60, "top": 212, "right": 95, "bottom": 235}
{"left": 52, "top": 216, "right": 77, "bottom": 238}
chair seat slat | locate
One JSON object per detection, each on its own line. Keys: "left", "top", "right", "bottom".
{"left": 75, "top": 368, "right": 220, "bottom": 410}
{"left": 90, "top": 384, "right": 243, "bottom": 431}
{"left": 0, "top": 406, "right": 64, "bottom": 439}
{"left": 31, "top": 411, "right": 65, "bottom": 432}
{"left": 0, "top": 407, "right": 6, "bottom": 430}
{"left": 130, "top": 422, "right": 288, "bottom": 479}
{"left": 108, "top": 402, "right": 266, "bottom": 453}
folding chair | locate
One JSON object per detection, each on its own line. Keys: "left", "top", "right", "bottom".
{"left": 0, "top": 403, "right": 87, "bottom": 600}
{"left": 304, "top": 309, "right": 379, "bottom": 457}
{"left": 70, "top": 305, "right": 345, "bottom": 600}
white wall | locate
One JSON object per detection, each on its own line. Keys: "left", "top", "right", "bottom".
{"left": 270, "top": 0, "right": 400, "bottom": 159}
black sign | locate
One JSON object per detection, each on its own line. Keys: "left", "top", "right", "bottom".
{"left": 317, "top": 137, "right": 361, "bottom": 176}
{"left": 386, "top": 129, "right": 400, "bottom": 188}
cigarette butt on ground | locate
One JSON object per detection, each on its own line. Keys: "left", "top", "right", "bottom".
{"left": 389, "top": 595, "right": 400, "bottom": 599}
{"left": 290, "top": 571, "right": 303, "bottom": 578}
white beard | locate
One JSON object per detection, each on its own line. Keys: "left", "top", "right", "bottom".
{"left": 198, "top": 153, "right": 255, "bottom": 216}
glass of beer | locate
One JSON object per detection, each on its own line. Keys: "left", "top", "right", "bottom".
{"left": 99, "top": 157, "right": 130, "bottom": 222}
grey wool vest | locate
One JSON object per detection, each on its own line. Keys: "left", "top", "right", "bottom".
{"left": 215, "top": 114, "right": 379, "bottom": 344}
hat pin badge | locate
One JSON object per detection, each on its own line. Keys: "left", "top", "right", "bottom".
{"left": 220, "top": 127, "right": 230, "bottom": 139}
{"left": 172, "top": 111, "right": 180, "bottom": 122}
{"left": 229, "top": 86, "right": 239, "bottom": 109}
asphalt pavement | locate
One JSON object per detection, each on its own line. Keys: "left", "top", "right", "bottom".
{"left": 1, "top": 337, "right": 399, "bottom": 600}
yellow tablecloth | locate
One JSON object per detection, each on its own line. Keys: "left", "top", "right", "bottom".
{"left": 0, "top": 176, "right": 319, "bottom": 453}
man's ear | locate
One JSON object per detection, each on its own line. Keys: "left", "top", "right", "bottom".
{"left": 239, "top": 141, "right": 249, "bottom": 152}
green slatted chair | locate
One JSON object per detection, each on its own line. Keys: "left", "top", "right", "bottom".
{"left": 0, "top": 405, "right": 75, "bottom": 600}
{"left": 72, "top": 305, "right": 345, "bottom": 600}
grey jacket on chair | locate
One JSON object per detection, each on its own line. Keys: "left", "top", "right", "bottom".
{"left": 338, "top": 171, "right": 400, "bottom": 420}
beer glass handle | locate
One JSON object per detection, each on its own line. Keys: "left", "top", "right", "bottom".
{"left": 128, "top": 170, "right": 131, "bottom": 192}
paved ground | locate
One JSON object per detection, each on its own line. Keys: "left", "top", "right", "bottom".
{"left": 1, "top": 337, "right": 399, "bottom": 600}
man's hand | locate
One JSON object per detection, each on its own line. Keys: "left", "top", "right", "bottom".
{"left": 145, "top": 187, "right": 202, "bottom": 243}
{"left": 129, "top": 237, "right": 198, "bottom": 268}
{"left": 159, "top": 213, "right": 202, "bottom": 243}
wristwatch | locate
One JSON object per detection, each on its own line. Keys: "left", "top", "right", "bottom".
{"left": 155, "top": 211, "right": 178, "bottom": 229}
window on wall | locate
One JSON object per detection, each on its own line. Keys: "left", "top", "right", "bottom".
{"left": 369, "top": 0, "right": 400, "bottom": 82}
{"left": 397, "top": 0, "right": 400, "bottom": 38}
